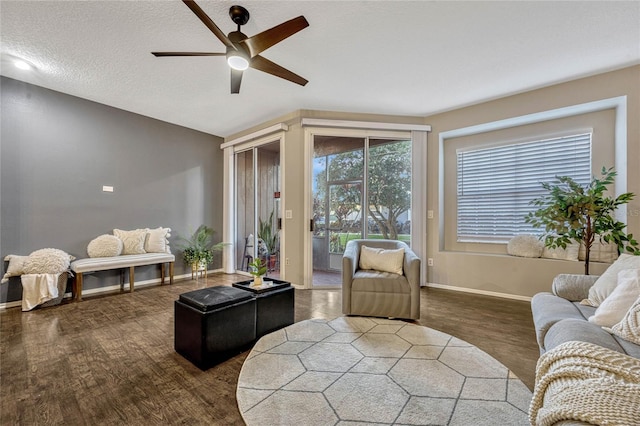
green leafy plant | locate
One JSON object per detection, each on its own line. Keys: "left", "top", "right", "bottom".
{"left": 248, "top": 258, "right": 267, "bottom": 277}
{"left": 525, "top": 167, "right": 639, "bottom": 274}
{"left": 258, "top": 210, "right": 278, "bottom": 254}
{"left": 177, "top": 225, "right": 227, "bottom": 267}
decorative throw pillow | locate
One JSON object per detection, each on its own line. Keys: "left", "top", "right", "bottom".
{"left": 541, "top": 243, "right": 580, "bottom": 261}
{"left": 113, "top": 229, "right": 147, "bottom": 255}
{"left": 582, "top": 254, "right": 640, "bottom": 307}
{"left": 506, "top": 235, "right": 543, "bottom": 258}
{"left": 2, "top": 254, "right": 29, "bottom": 283}
{"left": 607, "top": 295, "right": 640, "bottom": 345}
{"left": 145, "top": 227, "right": 171, "bottom": 253}
{"left": 22, "top": 248, "right": 72, "bottom": 274}
{"left": 87, "top": 234, "right": 124, "bottom": 258}
{"left": 359, "top": 245, "right": 405, "bottom": 275}
{"left": 579, "top": 240, "right": 619, "bottom": 263}
{"left": 589, "top": 269, "right": 640, "bottom": 327}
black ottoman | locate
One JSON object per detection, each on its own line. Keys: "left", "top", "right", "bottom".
{"left": 174, "top": 286, "right": 256, "bottom": 370}
{"left": 233, "top": 279, "right": 295, "bottom": 338}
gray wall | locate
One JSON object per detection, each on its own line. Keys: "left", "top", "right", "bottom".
{"left": 1, "top": 76, "right": 224, "bottom": 303}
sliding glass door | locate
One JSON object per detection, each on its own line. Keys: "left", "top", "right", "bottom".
{"left": 235, "top": 141, "right": 281, "bottom": 277}
{"left": 311, "top": 134, "right": 412, "bottom": 286}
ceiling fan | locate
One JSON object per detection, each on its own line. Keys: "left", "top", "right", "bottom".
{"left": 152, "top": 0, "right": 309, "bottom": 94}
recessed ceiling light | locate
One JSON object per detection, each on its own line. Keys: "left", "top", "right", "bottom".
{"left": 15, "top": 60, "right": 32, "bottom": 71}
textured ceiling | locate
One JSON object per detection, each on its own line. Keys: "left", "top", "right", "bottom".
{"left": 1, "top": 1, "right": 639, "bottom": 137}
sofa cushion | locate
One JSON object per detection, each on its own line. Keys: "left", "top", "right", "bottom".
{"left": 352, "top": 270, "right": 409, "bottom": 294}
{"left": 544, "top": 318, "right": 625, "bottom": 354}
{"left": 589, "top": 269, "right": 640, "bottom": 327}
{"left": 359, "top": 245, "right": 404, "bottom": 275}
{"left": 531, "top": 293, "right": 592, "bottom": 349}
{"left": 583, "top": 254, "right": 640, "bottom": 307}
{"left": 608, "top": 295, "right": 640, "bottom": 347}
{"left": 614, "top": 334, "right": 640, "bottom": 358}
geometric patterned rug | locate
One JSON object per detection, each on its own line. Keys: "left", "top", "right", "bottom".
{"left": 237, "top": 317, "right": 532, "bottom": 425}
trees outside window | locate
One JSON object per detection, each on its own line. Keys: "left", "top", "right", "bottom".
{"left": 313, "top": 138, "right": 411, "bottom": 253}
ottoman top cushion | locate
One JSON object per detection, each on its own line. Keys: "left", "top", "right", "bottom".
{"left": 179, "top": 286, "right": 253, "bottom": 312}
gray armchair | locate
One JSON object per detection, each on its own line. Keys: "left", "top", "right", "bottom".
{"left": 342, "top": 239, "right": 421, "bottom": 320}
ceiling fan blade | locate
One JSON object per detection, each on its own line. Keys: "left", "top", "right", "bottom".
{"left": 152, "top": 52, "right": 225, "bottom": 57}
{"left": 240, "top": 16, "right": 309, "bottom": 58}
{"left": 231, "top": 69, "right": 243, "bottom": 94}
{"left": 182, "top": 0, "right": 235, "bottom": 50}
{"left": 250, "top": 55, "right": 308, "bottom": 86}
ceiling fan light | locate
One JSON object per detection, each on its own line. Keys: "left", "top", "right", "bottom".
{"left": 227, "top": 52, "right": 249, "bottom": 71}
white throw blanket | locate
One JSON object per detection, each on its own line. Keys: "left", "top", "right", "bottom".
{"left": 529, "top": 340, "right": 640, "bottom": 426}
{"left": 21, "top": 273, "right": 60, "bottom": 311}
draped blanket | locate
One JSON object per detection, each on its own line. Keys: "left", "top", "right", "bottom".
{"left": 20, "top": 273, "right": 60, "bottom": 311}
{"left": 529, "top": 341, "right": 640, "bottom": 426}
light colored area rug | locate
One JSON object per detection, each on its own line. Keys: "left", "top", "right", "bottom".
{"left": 237, "top": 317, "right": 532, "bottom": 425}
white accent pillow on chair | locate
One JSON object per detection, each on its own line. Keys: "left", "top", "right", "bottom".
{"left": 359, "top": 245, "right": 405, "bottom": 275}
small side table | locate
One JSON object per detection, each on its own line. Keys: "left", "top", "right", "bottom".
{"left": 233, "top": 279, "right": 295, "bottom": 338}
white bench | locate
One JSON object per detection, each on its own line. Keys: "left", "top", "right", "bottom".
{"left": 70, "top": 253, "right": 175, "bottom": 301}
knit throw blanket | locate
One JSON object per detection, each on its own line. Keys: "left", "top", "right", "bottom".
{"left": 529, "top": 341, "right": 640, "bottom": 426}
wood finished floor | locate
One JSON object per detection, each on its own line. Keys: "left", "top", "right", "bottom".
{"left": 0, "top": 274, "right": 539, "bottom": 425}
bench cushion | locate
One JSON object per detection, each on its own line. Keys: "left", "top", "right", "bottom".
{"left": 71, "top": 253, "right": 175, "bottom": 273}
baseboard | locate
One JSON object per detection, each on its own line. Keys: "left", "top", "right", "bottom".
{"left": 0, "top": 268, "right": 224, "bottom": 310}
{"left": 425, "top": 282, "right": 532, "bottom": 302}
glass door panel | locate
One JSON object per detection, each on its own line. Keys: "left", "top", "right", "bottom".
{"left": 367, "top": 138, "right": 412, "bottom": 244}
{"left": 236, "top": 150, "right": 255, "bottom": 272}
{"left": 256, "top": 142, "right": 281, "bottom": 277}
{"left": 328, "top": 182, "right": 362, "bottom": 269}
{"left": 235, "top": 141, "right": 281, "bottom": 276}
{"left": 312, "top": 136, "right": 364, "bottom": 286}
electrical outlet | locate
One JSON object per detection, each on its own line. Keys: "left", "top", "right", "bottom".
{"left": 427, "top": 210, "right": 434, "bottom": 219}
{"left": 427, "top": 258, "right": 434, "bottom": 266}
{"left": 285, "top": 258, "right": 291, "bottom": 266}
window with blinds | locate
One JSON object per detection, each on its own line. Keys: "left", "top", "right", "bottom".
{"left": 456, "top": 133, "right": 592, "bottom": 243}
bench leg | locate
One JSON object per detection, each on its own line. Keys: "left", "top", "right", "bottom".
{"left": 161, "top": 263, "right": 166, "bottom": 284}
{"left": 129, "top": 266, "right": 135, "bottom": 293}
{"left": 169, "top": 262, "right": 174, "bottom": 285}
{"left": 74, "top": 273, "right": 83, "bottom": 302}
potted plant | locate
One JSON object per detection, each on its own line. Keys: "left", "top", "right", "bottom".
{"left": 259, "top": 210, "right": 279, "bottom": 269}
{"left": 178, "top": 225, "right": 227, "bottom": 277}
{"left": 525, "top": 167, "right": 639, "bottom": 274}
{"left": 248, "top": 258, "right": 268, "bottom": 287}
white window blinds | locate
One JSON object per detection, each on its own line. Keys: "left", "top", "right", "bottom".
{"left": 456, "top": 133, "right": 592, "bottom": 243}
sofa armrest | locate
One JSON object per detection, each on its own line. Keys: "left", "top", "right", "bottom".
{"left": 342, "top": 241, "right": 360, "bottom": 315}
{"left": 403, "top": 247, "right": 421, "bottom": 319}
{"left": 551, "top": 274, "right": 599, "bottom": 301}
{"left": 403, "top": 248, "right": 421, "bottom": 289}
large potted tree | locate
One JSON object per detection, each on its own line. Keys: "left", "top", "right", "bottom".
{"left": 525, "top": 167, "right": 639, "bottom": 274}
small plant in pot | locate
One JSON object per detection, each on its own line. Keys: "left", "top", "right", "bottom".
{"left": 248, "top": 258, "right": 268, "bottom": 287}
{"left": 178, "top": 225, "right": 227, "bottom": 276}
{"left": 525, "top": 167, "right": 640, "bottom": 274}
